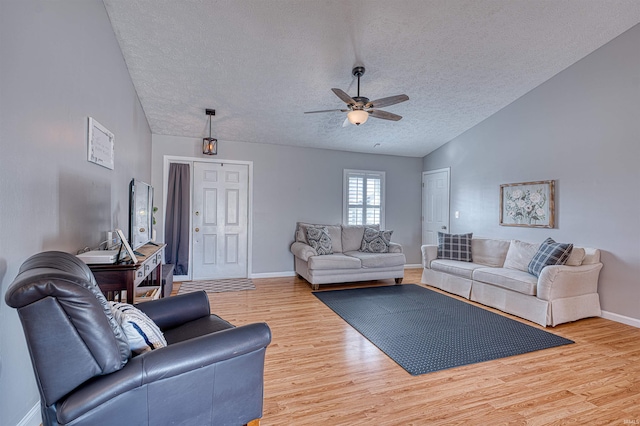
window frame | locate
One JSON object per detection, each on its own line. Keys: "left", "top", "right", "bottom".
{"left": 342, "top": 169, "right": 386, "bottom": 228}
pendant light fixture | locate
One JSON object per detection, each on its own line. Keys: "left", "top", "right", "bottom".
{"left": 203, "top": 109, "right": 217, "bottom": 155}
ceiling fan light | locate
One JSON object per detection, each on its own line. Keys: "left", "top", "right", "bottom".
{"left": 347, "top": 109, "right": 369, "bottom": 126}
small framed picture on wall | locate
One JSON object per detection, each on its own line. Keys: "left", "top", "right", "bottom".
{"left": 88, "top": 117, "right": 114, "bottom": 170}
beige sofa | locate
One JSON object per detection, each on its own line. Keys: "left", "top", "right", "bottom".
{"left": 291, "top": 222, "right": 406, "bottom": 290}
{"left": 421, "top": 238, "right": 603, "bottom": 327}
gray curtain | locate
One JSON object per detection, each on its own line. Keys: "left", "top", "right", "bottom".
{"left": 165, "top": 163, "right": 190, "bottom": 275}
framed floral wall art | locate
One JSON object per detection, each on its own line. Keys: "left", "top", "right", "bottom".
{"left": 500, "top": 180, "right": 555, "bottom": 228}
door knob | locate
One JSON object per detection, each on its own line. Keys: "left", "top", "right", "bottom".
{"left": 441, "top": 226, "right": 447, "bottom": 230}
{"left": 195, "top": 211, "right": 200, "bottom": 216}
{"left": 195, "top": 227, "right": 200, "bottom": 232}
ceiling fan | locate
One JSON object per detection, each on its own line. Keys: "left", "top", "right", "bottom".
{"left": 305, "top": 66, "right": 409, "bottom": 126}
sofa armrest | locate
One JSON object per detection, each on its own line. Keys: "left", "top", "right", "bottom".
{"left": 291, "top": 241, "right": 317, "bottom": 261}
{"left": 421, "top": 245, "right": 438, "bottom": 268}
{"left": 136, "top": 290, "right": 210, "bottom": 330}
{"left": 389, "top": 242, "right": 403, "bottom": 253}
{"left": 537, "top": 263, "right": 603, "bottom": 301}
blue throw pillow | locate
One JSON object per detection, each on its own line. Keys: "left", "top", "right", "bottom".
{"left": 527, "top": 238, "right": 573, "bottom": 277}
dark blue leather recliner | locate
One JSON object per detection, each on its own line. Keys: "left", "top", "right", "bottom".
{"left": 5, "top": 251, "right": 271, "bottom": 426}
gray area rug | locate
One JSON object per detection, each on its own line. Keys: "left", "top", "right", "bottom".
{"left": 313, "top": 284, "right": 573, "bottom": 375}
{"left": 178, "top": 278, "right": 255, "bottom": 294}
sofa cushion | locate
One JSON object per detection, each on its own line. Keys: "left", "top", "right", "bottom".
{"left": 308, "top": 253, "right": 362, "bottom": 270}
{"left": 325, "top": 225, "right": 343, "bottom": 253}
{"left": 306, "top": 226, "right": 333, "bottom": 255}
{"left": 431, "top": 259, "right": 484, "bottom": 280}
{"left": 566, "top": 247, "right": 585, "bottom": 266}
{"left": 528, "top": 238, "right": 573, "bottom": 277}
{"left": 437, "top": 232, "right": 473, "bottom": 262}
{"left": 345, "top": 251, "right": 405, "bottom": 268}
{"left": 472, "top": 267, "right": 538, "bottom": 296}
{"left": 503, "top": 240, "right": 540, "bottom": 272}
{"left": 582, "top": 248, "right": 601, "bottom": 265}
{"left": 342, "top": 225, "right": 379, "bottom": 252}
{"left": 295, "top": 222, "right": 313, "bottom": 243}
{"left": 360, "top": 228, "right": 392, "bottom": 253}
{"left": 471, "top": 238, "right": 511, "bottom": 267}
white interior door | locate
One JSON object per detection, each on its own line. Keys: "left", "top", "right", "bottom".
{"left": 192, "top": 162, "right": 249, "bottom": 279}
{"left": 422, "top": 168, "right": 450, "bottom": 245}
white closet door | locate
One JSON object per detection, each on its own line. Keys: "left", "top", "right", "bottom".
{"left": 422, "top": 169, "right": 450, "bottom": 245}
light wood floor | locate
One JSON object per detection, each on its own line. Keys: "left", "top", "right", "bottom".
{"left": 175, "top": 269, "right": 640, "bottom": 425}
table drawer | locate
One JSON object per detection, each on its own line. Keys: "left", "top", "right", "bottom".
{"left": 134, "top": 258, "right": 153, "bottom": 285}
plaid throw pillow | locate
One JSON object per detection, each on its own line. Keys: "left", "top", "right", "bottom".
{"left": 527, "top": 237, "right": 573, "bottom": 277}
{"left": 437, "top": 232, "right": 473, "bottom": 262}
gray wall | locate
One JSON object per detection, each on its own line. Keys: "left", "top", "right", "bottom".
{"left": 0, "top": 1, "right": 151, "bottom": 424}
{"left": 152, "top": 136, "right": 424, "bottom": 273}
{"left": 423, "top": 24, "right": 640, "bottom": 323}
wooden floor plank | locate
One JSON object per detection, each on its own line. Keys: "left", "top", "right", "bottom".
{"left": 174, "top": 269, "right": 640, "bottom": 425}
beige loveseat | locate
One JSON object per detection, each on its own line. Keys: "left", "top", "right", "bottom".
{"left": 421, "top": 238, "right": 603, "bottom": 327}
{"left": 291, "top": 222, "right": 406, "bottom": 290}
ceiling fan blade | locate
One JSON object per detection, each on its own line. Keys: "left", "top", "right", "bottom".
{"left": 366, "top": 94, "right": 409, "bottom": 109}
{"left": 331, "top": 88, "right": 356, "bottom": 106}
{"left": 304, "top": 109, "right": 348, "bottom": 114}
{"left": 369, "top": 109, "right": 402, "bottom": 121}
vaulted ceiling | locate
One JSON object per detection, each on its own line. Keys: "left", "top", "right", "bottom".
{"left": 103, "top": 0, "right": 640, "bottom": 157}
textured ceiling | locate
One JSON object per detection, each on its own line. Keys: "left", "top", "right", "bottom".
{"left": 103, "top": 0, "right": 640, "bottom": 158}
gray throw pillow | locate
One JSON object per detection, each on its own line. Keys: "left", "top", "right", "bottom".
{"left": 360, "top": 227, "right": 393, "bottom": 253}
{"left": 437, "top": 232, "right": 473, "bottom": 262}
{"left": 306, "top": 226, "right": 333, "bottom": 255}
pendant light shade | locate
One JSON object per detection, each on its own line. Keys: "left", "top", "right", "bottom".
{"left": 347, "top": 109, "right": 369, "bottom": 126}
{"left": 203, "top": 109, "right": 217, "bottom": 155}
{"left": 203, "top": 137, "right": 217, "bottom": 155}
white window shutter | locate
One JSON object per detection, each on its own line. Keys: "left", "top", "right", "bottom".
{"left": 343, "top": 170, "right": 385, "bottom": 227}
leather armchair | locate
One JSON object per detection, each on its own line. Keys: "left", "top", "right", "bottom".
{"left": 5, "top": 251, "right": 271, "bottom": 426}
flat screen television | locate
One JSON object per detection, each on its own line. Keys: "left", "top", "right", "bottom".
{"left": 129, "top": 179, "right": 154, "bottom": 250}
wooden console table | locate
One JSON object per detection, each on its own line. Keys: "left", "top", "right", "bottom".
{"left": 89, "top": 243, "right": 166, "bottom": 304}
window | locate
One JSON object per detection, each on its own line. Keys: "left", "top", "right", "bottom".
{"left": 343, "top": 169, "right": 385, "bottom": 227}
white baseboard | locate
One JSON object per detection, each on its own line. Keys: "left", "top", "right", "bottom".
{"left": 252, "top": 265, "right": 421, "bottom": 280}
{"left": 17, "top": 402, "right": 40, "bottom": 426}
{"left": 405, "top": 264, "right": 422, "bottom": 269}
{"left": 601, "top": 310, "right": 640, "bottom": 328}
{"left": 250, "top": 271, "right": 297, "bottom": 279}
